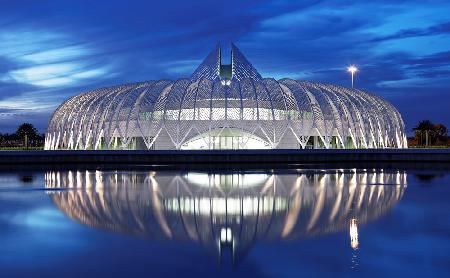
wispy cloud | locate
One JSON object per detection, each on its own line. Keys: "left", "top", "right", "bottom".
{"left": 163, "top": 59, "right": 201, "bottom": 76}
{"left": 22, "top": 45, "right": 92, "bottom": 64}
{"left": 0, "top": 28, "right": 115, "bottom": 88}
{"left": 369, "top": 22, "right": 450, "bottom": 42}
{"left": 5, "top": 63, "right": 111, "bottom": 87}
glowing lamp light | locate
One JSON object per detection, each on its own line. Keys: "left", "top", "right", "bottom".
{"left": 347, "top": 65, "right": 358, "bottom": 88}
{"left": 347, "top": 65, "right": 358, "bottom": 74}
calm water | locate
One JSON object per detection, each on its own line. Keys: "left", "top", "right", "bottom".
{"left": 0, "top": 168, "right": 449, "bottom": 277}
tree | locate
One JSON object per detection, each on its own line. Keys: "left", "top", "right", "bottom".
{"left": 15, "top": 123, "right": 40, "bottom": 140}
{"left": 434, "top": 123, "right": 448, "bottom": 145}
{"left": 0, "top": 123, "right": 44, "bottom": 149}
{"left": 413, "top": 120, "right": 449, "bottom": 146}
{"left": 434, "top": 123, "right": 448, "bottom": 137}
{"left": 15, "top": 123, "right": 41, "bottom": 149}
{"left": 413, "top": 120, "right": 434, "bottom": 146}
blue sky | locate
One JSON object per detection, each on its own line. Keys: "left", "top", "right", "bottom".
{"left": 0, "top": 0, "right": 449, "bottom": 134}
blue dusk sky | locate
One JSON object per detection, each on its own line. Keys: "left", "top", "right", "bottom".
{"left": 0, "top": 0, "right": 449, "bottom": 134}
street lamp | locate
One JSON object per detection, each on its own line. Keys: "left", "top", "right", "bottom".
{"left": 347, "top": 65, "right": 358, "bottom": 88}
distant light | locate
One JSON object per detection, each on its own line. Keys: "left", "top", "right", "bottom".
{"left": 347, "top": 65, "right": 358, "bottom": 88}
{"left": 221, "top": 79, "right": 231, "bottom": 86}
{"left": 347, "top": 65, "right": 358, "bottom": 74}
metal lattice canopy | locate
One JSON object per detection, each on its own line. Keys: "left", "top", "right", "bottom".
{"left": 46, "top": 44, "right": 407, "bottom": 150}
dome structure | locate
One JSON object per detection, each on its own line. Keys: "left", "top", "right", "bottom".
{"left": 45, "top": 44, "right": 407, "bottom": 150}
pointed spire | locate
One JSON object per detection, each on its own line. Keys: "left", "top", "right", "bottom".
{"left": 231, "top": 43, "right": 262, "bottom": 81}
{"left": 191, "top": 43, "right": 262, "bottom": 82}
{"left": 191, "top": 43, "right": 221, "bottom": 81}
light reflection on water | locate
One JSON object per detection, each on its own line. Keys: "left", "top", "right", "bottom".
{"left": 44, "top": 169, "right": 406, "bottom": 264}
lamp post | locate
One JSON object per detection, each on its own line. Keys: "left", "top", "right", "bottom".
{"left": 347, "top": 65, "right": 358, "bottom": 88}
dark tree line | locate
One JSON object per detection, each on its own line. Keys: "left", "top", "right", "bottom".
{"left": 0, "top": 123, "right": 45, "bottom": 149}
{"left": 411, "top": 120, "right": 449, "bottom": 147}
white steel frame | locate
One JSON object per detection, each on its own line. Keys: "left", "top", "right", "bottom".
{"left": 46, "top": 44, "right": 407, "bottom": 150}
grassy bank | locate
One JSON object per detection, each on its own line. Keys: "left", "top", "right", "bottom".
{"left": 408, "top": 145, "right": 450, "bottom": 149}
{"left": 0, "top": 147, "right": 44, "bottom": 150}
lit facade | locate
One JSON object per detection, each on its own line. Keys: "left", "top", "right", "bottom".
{"left": 45, "top": 44, "right": 407, "bottom": 150}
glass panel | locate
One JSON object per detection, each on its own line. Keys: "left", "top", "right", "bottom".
{"left": 227, "top": 108, "right": 240, "bottom": 120}
{"left": 212, "top": 108, "right": 225, "bottom": 120}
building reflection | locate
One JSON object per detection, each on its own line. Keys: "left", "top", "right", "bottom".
{"left": 45, "top": 169, "right": 406, "bottom": 263}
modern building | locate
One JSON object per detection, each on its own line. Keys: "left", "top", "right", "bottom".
{"left": 45, "top": 44, "right": 407, "bottom": 150}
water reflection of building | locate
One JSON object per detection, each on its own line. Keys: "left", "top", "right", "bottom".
{"left": 45, "top": 170, "right": 406, "bottom": 262}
